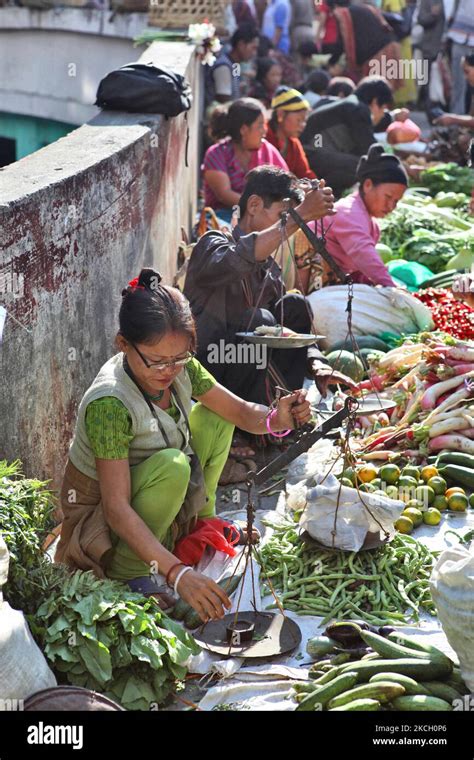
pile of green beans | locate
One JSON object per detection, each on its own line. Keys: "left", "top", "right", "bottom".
{"left": 258, "top": 519, "right": 438, "bottom": 625}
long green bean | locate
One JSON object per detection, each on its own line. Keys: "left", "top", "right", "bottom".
{"left": 259, "top": 520, "right": 437, "bottom": 624}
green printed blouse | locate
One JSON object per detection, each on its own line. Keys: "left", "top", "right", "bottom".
{"left": 85, "top": 358, "right": 217, "bottom": 460}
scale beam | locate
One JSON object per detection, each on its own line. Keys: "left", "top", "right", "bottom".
{"left": 251, "top": 396, "right": 357, "bottom": 486}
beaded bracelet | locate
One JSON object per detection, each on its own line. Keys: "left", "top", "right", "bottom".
{"left": 265, "top": 408, "right": 292, "bottom": 438}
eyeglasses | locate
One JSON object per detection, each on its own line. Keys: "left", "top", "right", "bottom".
{"left": 131, "top": 343, "right": 194, "bottom": 371}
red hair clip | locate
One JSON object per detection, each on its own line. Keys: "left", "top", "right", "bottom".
{"left": 128, "top": 277, "right": 145, "bottom": 291}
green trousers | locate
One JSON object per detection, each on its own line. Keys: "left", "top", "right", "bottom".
{"left": 106, "top": 403, "right": 234, "bottom": 581}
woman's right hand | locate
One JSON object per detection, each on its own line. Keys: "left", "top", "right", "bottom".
{"left": 299, "top": 180, "right": 335, "bottom": 221}
{"left": 176, "top": 569, "right": 232, "bottom": 622}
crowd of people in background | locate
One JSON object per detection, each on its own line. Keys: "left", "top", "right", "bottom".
{"left": 202, "top": 0, "right": 473, "bottom": 220}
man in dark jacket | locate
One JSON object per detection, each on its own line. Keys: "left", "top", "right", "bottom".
{"left": 184, "top": 166, "right": 354, "bottom": 405}
{"left": 300, "top": 76, "right": 394, "bottom": 197}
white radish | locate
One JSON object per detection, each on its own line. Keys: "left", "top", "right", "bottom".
{"left": 447, "top": 346, "right": 474, "bottom": 362}
{"left": 428, "top": 434, "right": 474, "bottom": 453}
{"left": 428, "top": 418, "right": 470, "bottom": 437}
{"left": 420, "top": 371, "right": 474, "bottom": 410}
{"left": 361, "top": 451, "right": 396, "bottom": 461}
{"left": 424, "top": 387, "right": 471, "bottom": 424}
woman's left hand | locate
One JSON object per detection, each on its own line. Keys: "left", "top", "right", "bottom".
{"left": 273, "top": 390, "right": 311, "bottom": 430}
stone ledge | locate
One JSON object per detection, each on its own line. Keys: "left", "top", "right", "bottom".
{"left": 0, "top": 6, "right": 150, "bottom": 39}
{"left": 0, "top": 40, "right": 195, "bottom": 207}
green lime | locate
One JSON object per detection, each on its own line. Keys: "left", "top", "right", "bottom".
{"left": 385, "top": 485, "right": 399, "bottom": 499}
{"left": 342, "top": 467, "right": 356, "bottom": 485}
{"left": 394, "top": 516, "right": 414, "bottom": 534}
{"left": 427, "top": 476, "right": 448, "bottom": 495}
{"left": 402, "top": 466, "right": 420, "bottom": 481}
{"left": 405, "top": 498, "right": 424, "bottom": 510}
{"left": 448, "top": 493, "right": 468, "bottom": 512}
{"left": 398, "top": 476, "right": 419, "bottom": 489}
{"left": 341, "top": 477, "right": 355, "bottom": 488}
{"left": 359, "top": 482, "right": 375, "bottom": 493}
{"left": 433, "top": 495, "right": 448, "bottom": 512}
{"left": 371, "top": 478, "right": 382, "bottom": 490}
{"left": 379, "top": 464, "right": 401, "bottom": 485}
{"left": 414, "top": 485, "right": 436, "bottom": 507}
{"left": 402, "top": 507, "right": 423, "bottom": 527}
{"left": 423, "top": 508, "right": 442, "bottom": 526}
{"left": 469, "top": 493, "right": 474, "bottom": 509}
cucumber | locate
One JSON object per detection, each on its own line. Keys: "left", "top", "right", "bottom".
{"left": 437, "top": 464, "right": 474, "bottom": 490}
{"left": 447, "top": 672, "right": 469, "bottom": 694}
{"left": 293, "top": 682, "right": 318, "bottom": 695}
{"left": 421, "top": 681, "right": 462, "bottom": 703}
{"left": 328, "top": 681, "right": 405, "bottom": 709}
{"left": 339, "top": 658, "right": 453, "bottom": 683}
{"left": 370, "top": 673, "right": 431, "bottom": 696}
{"left": 170, "top": 597, "right": 192, "bottom": 621}
{"left": 435, "top": 452, "right": 474, "bottom": 469}
{"left": 387, "top": 631, "right": 454, "bottom": 667}
{"left": 359, "top": 629, "right": 433, "bottom": 663}
{"left": 306, "top": 635, "right": 338, "bottom": 658}
{"left": 361, "top": 652, "right": 383, "bottom": 661}
{"left": 296, "top": 672, "right": 358, "bottom": 711}
{"left": 310, "top": 666, "right": 346, "bottom": 686}
{"left": 330, "top": 698, "right": 381, "bottom": 711}
{"left": 183, "top": 573, "right": 242, "bottom": 629}
{"left": 390, "top": 695, "right": 452, "bottom": 711}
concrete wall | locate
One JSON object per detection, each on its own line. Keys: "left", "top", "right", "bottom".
{"left": 0, "top": 39, "right": 202, "bottom": 487}
{"left": 0, "top": 7, "right": 150, "bottom": 124}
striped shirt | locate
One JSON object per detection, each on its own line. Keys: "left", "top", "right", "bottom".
{"left": 202, "top": 137, "right": 288, "bottom": 209}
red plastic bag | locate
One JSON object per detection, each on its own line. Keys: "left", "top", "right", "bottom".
{"left": 174, "top": 518, "right": 240, "bottom": 566}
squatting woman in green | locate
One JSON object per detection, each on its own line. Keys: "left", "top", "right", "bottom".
{"left": 56, "top": 268, "right": 311, "bottom": 622}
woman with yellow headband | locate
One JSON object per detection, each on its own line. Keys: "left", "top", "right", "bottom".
{"left": 266, "top": 86, "right": 316, "bottom": 180}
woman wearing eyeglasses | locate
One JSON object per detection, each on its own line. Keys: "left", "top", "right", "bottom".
{"left": 56, "top": 268, "right": 311, "bottom": 623}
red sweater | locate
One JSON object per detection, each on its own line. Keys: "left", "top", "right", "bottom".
{"left": 266, "top": 126, "right": 316, "bottom": 180}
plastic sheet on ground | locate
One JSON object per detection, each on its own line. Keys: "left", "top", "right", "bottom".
{"left": 191, "top": 484, "right": 474, "bottom": 711}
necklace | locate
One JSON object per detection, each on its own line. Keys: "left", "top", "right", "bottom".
{"left": 146, "top": 390, "right": 165, "bottom": 403}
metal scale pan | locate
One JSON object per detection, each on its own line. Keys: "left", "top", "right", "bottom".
{"left": 236, "top": 332, "right": 325, "bottom": 349}
{"left": 192, "top": 611, "right": 302, "bottom": 659}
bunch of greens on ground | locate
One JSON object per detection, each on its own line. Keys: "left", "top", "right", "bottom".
{"left": 34, "top": 570, "right": 201, "bottom": 710}
{"left": 0, "top": 460, "right": 65, "bottom": 614}
{"left": 419, "top": 163, "right": 473, "bottom": 196}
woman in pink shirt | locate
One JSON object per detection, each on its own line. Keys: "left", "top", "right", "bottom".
{"left": 324, "top": 144, "right": 408, "bottom": 286}
{"left": 203, "top": 98, "right": 288, "bottom": 221}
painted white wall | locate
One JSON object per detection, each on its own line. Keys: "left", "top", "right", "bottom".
{"left": 0, "top": 8, "right": 150, "bottom": 124}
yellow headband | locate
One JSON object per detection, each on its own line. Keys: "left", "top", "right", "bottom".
{"left": 271, "top": 88, "right": 310, "bottom": 111}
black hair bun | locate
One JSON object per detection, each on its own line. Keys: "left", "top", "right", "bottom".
{"left": 366, "top": 143, "right": 385, "bottom": 163}
{"left": 138, "top": 268, "right": 162, "bottom": 291}
{"left": 121, "top": 268, "right": 163, "bottom": 298}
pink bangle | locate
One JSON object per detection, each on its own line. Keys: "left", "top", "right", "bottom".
{"left": 266, "top": 408, "right": 292, "bottom": 438}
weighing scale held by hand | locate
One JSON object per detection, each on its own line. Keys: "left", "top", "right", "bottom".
{"left": 194, "top": 397, "right": 359, "bottom": 659}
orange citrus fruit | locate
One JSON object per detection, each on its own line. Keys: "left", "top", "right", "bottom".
{"left": 448, "top": 493, "right": 468, "bottom": 512}
{"left": 357, "top": 464, "right": 378, "bottom": 483}
{"left": 445, "top": 487, "right": 466, "bottom": 499}
{"left": 420, "top": 465, "right": 438, "bottom": 482}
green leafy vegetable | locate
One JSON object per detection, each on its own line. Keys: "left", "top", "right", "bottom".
{"left": 0, "top": 460, "right": 67, "bottom": 614}
{"left": 35, "top": 570, "right": 201, "bottom": 710}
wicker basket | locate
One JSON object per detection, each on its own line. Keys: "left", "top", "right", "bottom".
{"left": 148, "top": 0, "right": 227, "bottom": 30}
